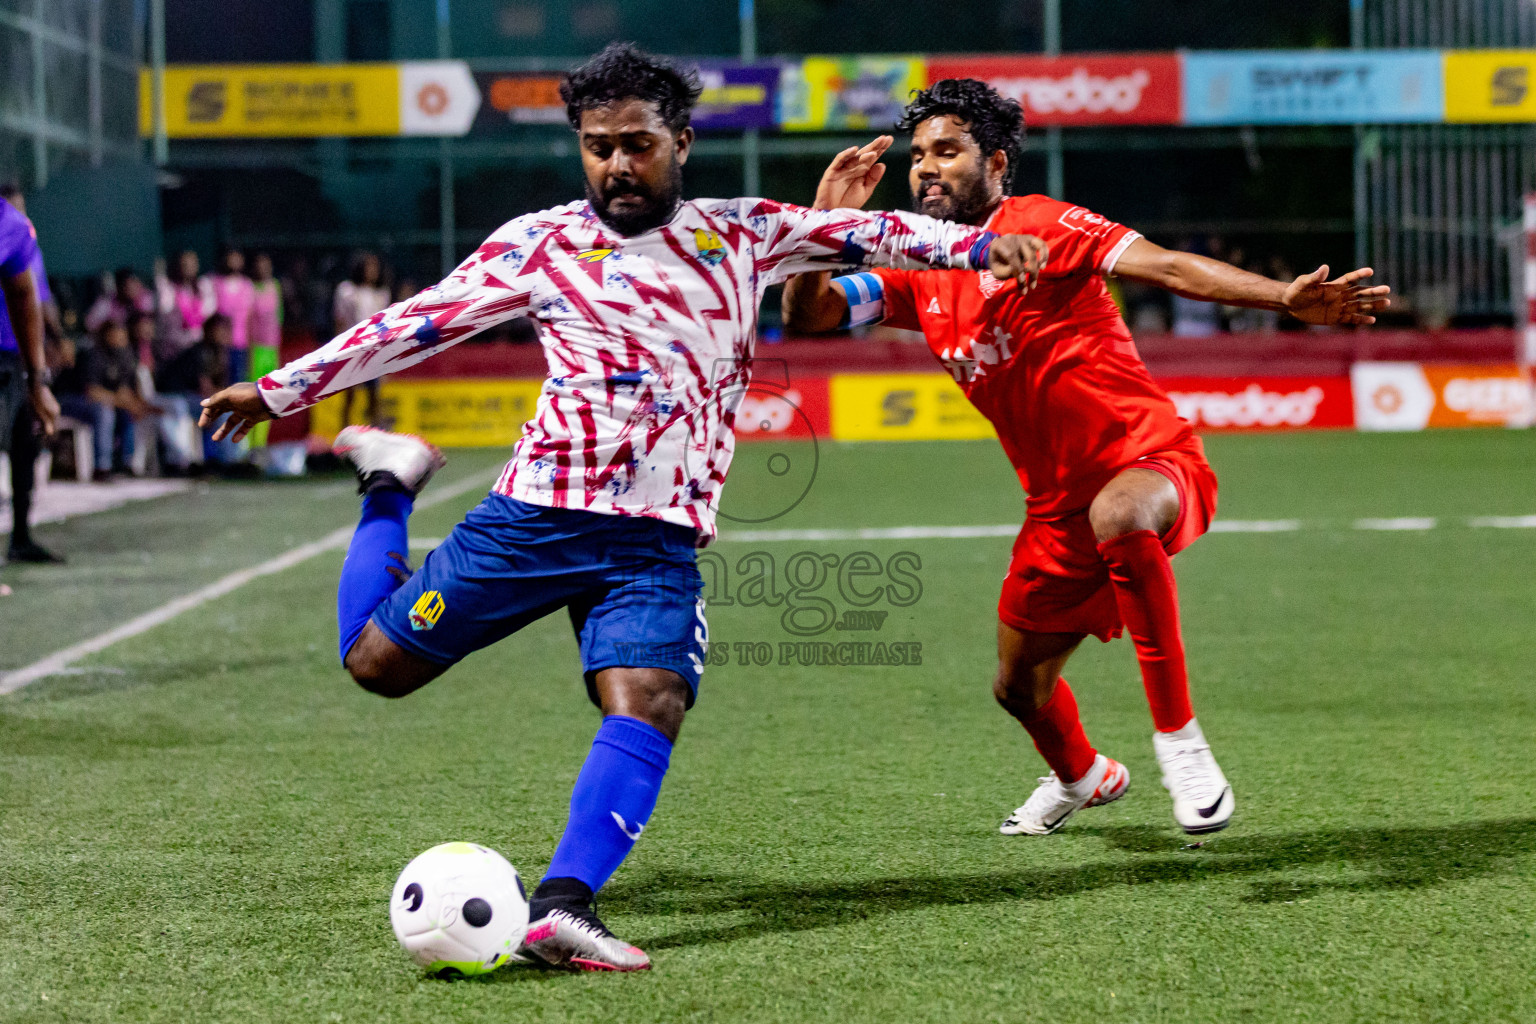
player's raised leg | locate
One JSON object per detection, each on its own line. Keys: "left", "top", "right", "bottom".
{"left": 993, "top": 624, "right": 1129, "bottom": 835}
{"left": 332, "top": 426, "right": 448, "bottom": 697}
{"left": 1089, "top": 466, "right": 1234, "bottom": 834}
{"left": 521, "top": 667, "right": 687, "bottom": 972}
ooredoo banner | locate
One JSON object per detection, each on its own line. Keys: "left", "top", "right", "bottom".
{"left": 926, "top": 53, "right": 1181, "bottom": 126}
{"left": 1160, "top": 376, "right": 1354, "bottom": 430}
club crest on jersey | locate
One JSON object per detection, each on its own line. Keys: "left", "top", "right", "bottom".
{"left": 409, "top": 590, "right": 446, "bottom": 631}
{"left": 977, "top": 270, "right": 1008, "bottom": 298}
{"left": 693, "top": 229, "right": 725, "bottom": 267}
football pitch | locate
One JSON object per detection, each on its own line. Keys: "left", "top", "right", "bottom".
{"left": 3, "top": 430, "right": 1536, "bottom": 1023}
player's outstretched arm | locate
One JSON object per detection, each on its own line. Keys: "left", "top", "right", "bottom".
{"left": 781, "top": 136, "right": 893, "bottom": 333}
{"left": 202, "top": 222, "right": 541, "bottom": 441}
{"left": 199, "top": 381, "right": 272, "bottom": 443}
{"left": 1111, "top": 237, "right": 1392, "bottom": 326}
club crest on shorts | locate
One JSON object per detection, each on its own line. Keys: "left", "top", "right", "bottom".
{"left": 409, "top": 590, "right": 446, "bottom": 631}
{"left": 693, "top": 229, "right": 725, "bottom": 267}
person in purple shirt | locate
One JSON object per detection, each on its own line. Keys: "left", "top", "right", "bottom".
{"left": 0, "top": 183, "right": 63, "bottom": 563}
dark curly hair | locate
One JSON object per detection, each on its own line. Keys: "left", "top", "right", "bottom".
{"left": 896, "top": 78, "right": 1026, "bottom": 189}
{"left": 561, "top": 43, "right": 703, "bottom": 134}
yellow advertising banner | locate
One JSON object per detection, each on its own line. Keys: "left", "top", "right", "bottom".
{"left": 139, "top": 64, "right": 401, "bottom": 138}
{"left": 1445, "top": 50, "right": 1536, "bottom": 122}
{"left": 780, "top": 56, "right": 926, "bottom": 131}
{"left": 308, "top": 378, "right": 543, "bottom": 448}
{"left": 829, "top": 373, "right": 993, "bottom": 441}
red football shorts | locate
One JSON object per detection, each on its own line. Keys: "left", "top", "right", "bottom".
{"left": 997, "top": 440, "right": 1218, "bottom": 643}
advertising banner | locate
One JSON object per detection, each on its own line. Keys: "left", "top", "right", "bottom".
{"left": 1351, "top": 362, "right": 1535, "bottom": 430}
{"left": 781, "top": 57, "right": 927, "bottom": 132}
{"left": 926, "top": 53, "right": 1180, "bottom": 126}
{"left": 1182, "top": 50, "right": 1443, "bottom": 125}
{"left": 829, "top": 373, "right": 992, "bottom": 441}
{"left": 306, "top": 379, "right": 543, "bottom": 447}
{"left": 474, "top": 62, "right": 777, "bottom": 133}
{"left": 1445, "top": 50, "right": 1536, "bottom": 122}
{"left": 694, "top": 63, "right": 780, "bottom": 131}
{"left": 397, "top": 61, "right": 481, "bottom": 135}
{"left": 1160, "top": 376, "right": 1354, "bottom": 430}
{"left": 734, "top": 379, "right": 831, "bottom": 440}
{"left": 140, "top": 64, "right": 400, "bottom": 137}
{"left": 139, "top": 62, "right": 478, "bottom": 138}
{"left": 474, "top": 72, "right": 567, "bottom": 127}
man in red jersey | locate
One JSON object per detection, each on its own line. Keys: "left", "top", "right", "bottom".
{"left": 783, "top": 79, "right": 1390, "bottom": 837}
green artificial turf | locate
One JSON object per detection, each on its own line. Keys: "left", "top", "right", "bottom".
{"left": 3, "top": 430, "right": 1535, "bottom": 1023}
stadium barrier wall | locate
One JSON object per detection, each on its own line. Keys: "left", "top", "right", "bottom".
{"left": 276, "top": 333, "right": 1532, "bottom": 447}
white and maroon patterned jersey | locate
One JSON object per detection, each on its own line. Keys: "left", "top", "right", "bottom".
{"left": 259, "top": 197, "right": 995, "bottom": 543}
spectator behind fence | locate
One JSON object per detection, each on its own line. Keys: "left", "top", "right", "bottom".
{"left": 85, "top": 266, "right": 155, "bottom": 337}
{"left": 213, "top": 247, "right": 255, "bottom": 383}
{"left": 249, "top": 252, "right": 282, "bottom": 379}
{"left": 56, "top": 319, "right": 159, "bottom": 481}
{"left": 154, "top": 311, "right": 244, "bottom": 473}
{"left": 333, "top": 251, "right": 391, "bottom": 427}
{"left": 154, "top": 250, "right": 215, "bottom": 363}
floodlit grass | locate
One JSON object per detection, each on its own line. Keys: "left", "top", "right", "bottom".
{"left": 3, "top": 431, "right": 1535, "bottom": 1023}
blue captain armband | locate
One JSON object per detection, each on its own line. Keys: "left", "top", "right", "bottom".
{"left": 831, "top": 272, "right": 886, "bottom": 328}
{"left": 968, "top": 231, "right": 999, "bottom": 270}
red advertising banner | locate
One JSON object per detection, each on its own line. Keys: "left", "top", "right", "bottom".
{"left": 734, "top": 378, "right": 831, "bottom": 441}
{"left": 927, "top": 53, "right": 1181, "bottom": 126}
{"left": 1158, "top": 375, "right": 1355, "bottom": 431}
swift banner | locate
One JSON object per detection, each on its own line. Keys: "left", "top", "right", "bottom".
{"left": 781, "top": 56, "right": 927, "bottom": 131}
{"left": 1182, "top": 50, "right": 1444, "bottom": 124}
{"left": 927, "top": 53, "right": 1180, "bottom": 125}
{"left": 139, "top": 62, "right": 479, "bottom": 138}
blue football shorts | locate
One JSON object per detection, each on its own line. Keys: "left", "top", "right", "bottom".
{"left": 372, "top": 494, "right": 708, "bottom": 706}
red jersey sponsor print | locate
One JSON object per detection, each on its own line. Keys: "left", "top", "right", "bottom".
{"left": 259, "top": 198, "right": 995, "bottom": 543}
{"left": 855, "top": 194, "right": 1193, "bottom": 518}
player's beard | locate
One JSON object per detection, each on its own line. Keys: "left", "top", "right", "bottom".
{"left": 587, "top": 160, "right": 684, "bottom": 236}
{"left": 913, "top": 169, "right": 994, "bottom": 226}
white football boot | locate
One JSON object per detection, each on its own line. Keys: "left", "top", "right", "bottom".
{"left": 1153, "top": 718, "right": 1235, "bottom": 834}
{"left": 521, "top": 906, "right": 651, "bottom": 972}
{"left": 1000, "top": 753, "right": 1130, "bottom": 835}
{"left": 333, "top": 425, "right": 446, "bottom": 496}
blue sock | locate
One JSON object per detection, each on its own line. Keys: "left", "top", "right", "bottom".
{"left": 337, "top": 489, "right": 413, "bottom": 662}
{"left": 543, "top": 715, "right": 673, "bottom": 894}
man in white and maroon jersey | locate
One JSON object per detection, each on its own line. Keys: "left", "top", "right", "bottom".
{"left": 198, "top": 45, "right": 1049, "bottom": 972}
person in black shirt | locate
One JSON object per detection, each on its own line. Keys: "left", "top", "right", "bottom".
{"left": 154, "top": 312, "right": 242, "bottom": 471}
{"left": 56, "top": 319, "right": 157, "bottom": 480}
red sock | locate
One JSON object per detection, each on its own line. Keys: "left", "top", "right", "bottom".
{"left": 1021, "top": 679, "right": 1098, "bottom": 783}
{"left": 1098, "top": 529, "right": 1195, "bottom": 733}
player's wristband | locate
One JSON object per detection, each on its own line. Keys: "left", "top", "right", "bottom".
{"left": 968, "top": 231, "right": 999, "bottom": 270}
{"left": 23, "top": 366, "right": 52, "bottom": 388}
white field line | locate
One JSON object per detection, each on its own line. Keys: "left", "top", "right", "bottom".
{"left": 9, "top": 500, "right": 1536, "bottom": 694}
{"left": 1354, "top": 517, "right": 1438, "bottom": 531}
{"left": 0, "top": 469, "right": 497, "bottom": 695}
{"left": 1468, "top": 515, "right": 1536, "bottom": 528}
{"left": 1207, "top": 519, "right": 1301, "bottom": 533}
